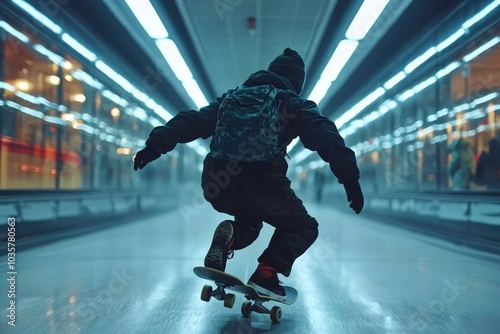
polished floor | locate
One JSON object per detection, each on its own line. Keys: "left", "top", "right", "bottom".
{"left": 1, "top": 199, "right": 500, "bottom": 334}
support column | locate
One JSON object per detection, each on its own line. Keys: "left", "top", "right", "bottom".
{"left": 55, "top": 65, "right": 63, "bottom": 190}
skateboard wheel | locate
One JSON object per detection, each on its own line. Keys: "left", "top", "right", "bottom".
{"left": 224, "top": 293, "right": 235, "bottom": 308}
{"left": 201, "top": 285, "right": 212, "bottom": 302}
{"left": 241, "top": 301, "right": 252, "bottom": 318}
{"left": 270, "top": 306, "right": 282, "bottom": 323}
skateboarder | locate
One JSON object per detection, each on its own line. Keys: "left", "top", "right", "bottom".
{"left": 134, "top": 48, "right": 364, "bottom": 301}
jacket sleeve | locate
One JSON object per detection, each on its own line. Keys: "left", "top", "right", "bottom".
{"left": 145, "top": 95, "right": 224, "bottom": 154}
{"left": 288, "top": 96, "right": 360, "bottom": 184}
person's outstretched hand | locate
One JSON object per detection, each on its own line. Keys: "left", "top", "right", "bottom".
{"left": 133, "top": 146, "right": 161, "bottom": 170}
{"left": 343, "top": 180, "right": 364, "bottom": 214}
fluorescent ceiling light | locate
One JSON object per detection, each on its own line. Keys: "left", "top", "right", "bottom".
{"left": 15, "top": 91, "right": 39, "bottom": 105}
{"left": 72, "top": 69, "right": 104, "bottom": 90}
{"left": 426, "top": 114, "right": 438, "bottom": 122}
{"left": 379, "top": 100, "right": 397, "bottom": 115}
{"left": 96, "top": 60, "right": 135, "bottom": 92}
{"left": 404, "top": 47, "right": 437, "bottom": 73}
{"left": 124, "top": 0, "right": 169, "bottom": 39}
{"left": 145, "top": 98, "right": 158, "bottom": 110}
{"left": 462, "top": 0, "right": 500, "bottom": 29}
{"left": 413, "top": 76, "right": 437, "bottom": 93}
{"left": 182, "top": 78, "right": 208, "bottom": 109}
{"left": 336, "top": 87, "right": 385, "bottom": 128}
{"left": 397, "top": 89, "right": 415, "bottom": 102}
{"left": 320, "top": 40, "right": 359, "bottom": 82}
{"left": 37, "top": 97, "right": 57, "bottom": 109}
{"left": 345, "top": 0, "right": 390, "bottom": 40}
{"left": 12, "top": 0, "right": 62, "bottom": 34}
{"left": 102, "top": 90, "right": 128, "bottom": 107}
{"left": 436, "top": 61, "right": 460, "bottom": 78}
{"left": 383, "top": 71, "right": 406, "bottom": 90}
{"left": 132, "top": 89, "right": 149, "bottom": 101}
{"left": 6, "top": 100, "right": 44, "bottom": 119}
{"left": 463, "top": 36, "right": 500, "bottom": 62}
{"left": 0, "top": 81, "right": 16, "bottom": 92}
{"left": 149, "top": 118, "right": 163, "bottom": 127}
{"left": 61, "top": 33, "right": 97, "bottom": 62}
{"left": 363, "top": 111, "right": 380, "bottom": 124}
{"left": 133, "top": 108, "right": 148, "bottom": 122}
{"left": 471, "top": 92, "right": 499, "bottom": 107}
{"left": 33, "top": 44, "right": 64, "bottom": 66}
{"left": 436, "top": 108, "right": 449, "bottom": 117}
{"left": 154, "top": 105, "right": 173, "bottom": 122}
{"left": 0, "top": 21, "right": 30, "bottom": 43}
{"left": 436, "top": 28, "right": 465, "bottom": 51}
{"left": 308, "top": 79, "right": 332, "bottom": 104}
{"left": 156, "top": 39, "right": 193, "bottom": 82}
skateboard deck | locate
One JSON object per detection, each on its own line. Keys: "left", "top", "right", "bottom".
{"left": 193, "top": 266, "right": 298, "bottom": 322}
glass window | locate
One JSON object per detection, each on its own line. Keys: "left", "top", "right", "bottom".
{"left": 2, "top": 27, "right": 59, "bottom": 189}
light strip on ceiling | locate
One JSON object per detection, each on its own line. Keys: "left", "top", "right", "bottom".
{"left": 435, "top": 61, "right": 460, "bottom": 78}
{"left": 122, "top": 0, "right": 209, "bottom": 109}
{"left": 463, "top": 36, "right": 500, "bottom": 62}
{"left": 436, "top": 28, "right": 465, "bottom": 51}
{"left": 404, "top": 47, "right": 437, "bottom": 74}
{"left": 11, "top": 0, "right": 177, "bottom": 129}
{"left": 334, "top": 2, "right": 498, "bottom": 132}
{"left": 61, "top": 33, "right": 98, "bottom": 62}
{"left": 95, "top": 60, "right": 135, "bottom": 93}
{"left": 308, "top": 79, "right": 332, "bottom": 104}
{"left": 182, "top": 78, "right": 209, "bottom": 109}
{"left": 462, "top": 0, "right": 500, "bottom": 29}
{"left": 11, "top": 0, "right": 62, "bottom": 34}
{"left": 124, "top": 0, "right": 169, "bottom": 39}
{"left": 155, "top": 39, "right": 193, "bottom": 82}
{"left": 320, "top": 40, "right": 359, "bottom": 82}
{"left": 383, "top": 71, "right": 406, "bottom": 90}
{"left": 0, "top": 21, "right": 30, "bottom": 43}
{"left": 335, "top": 87, "right": 385, "bottom": 128}
{"left": 345, "top": 0, "right": 391, "bottom": 40}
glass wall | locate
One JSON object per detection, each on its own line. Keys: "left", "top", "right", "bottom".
{"left": 0, "top": 10, "right": 179, "bottom": 191}
{"left": 347, "top": 13, "right": 500, "bottom": 193}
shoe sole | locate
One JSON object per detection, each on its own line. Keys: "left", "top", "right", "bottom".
{"left": 204, "top": 220, "right": 233, "bottom": 271}
{"left": 248, "top": 281, "right": 287, "bottom": 301}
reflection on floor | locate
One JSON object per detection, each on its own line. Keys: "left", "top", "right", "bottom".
{"left": 1, "top": 200, "right": 500, "bottom": 333}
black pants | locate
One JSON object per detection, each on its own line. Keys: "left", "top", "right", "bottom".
{"left": 201, "top": 156, "right": 319, "bottom": 276}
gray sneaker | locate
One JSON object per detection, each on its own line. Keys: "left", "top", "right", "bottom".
{"left": 204, "top": 220, "right": 234, "bottom": 271}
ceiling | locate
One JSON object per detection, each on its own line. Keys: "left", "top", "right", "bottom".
{"left": 60, "top": 0, "right": 465, "bottom": 117}
{"left": 174, "top": 0, "right": 336, "bottom": 93}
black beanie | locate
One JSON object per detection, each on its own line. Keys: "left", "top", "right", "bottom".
{"left": 268, "top": 48, "right": 305, "bottom": 94}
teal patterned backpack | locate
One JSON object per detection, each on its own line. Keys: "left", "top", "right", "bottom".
{"left": 210, "top": 85, "right": 280, "bottom": 161}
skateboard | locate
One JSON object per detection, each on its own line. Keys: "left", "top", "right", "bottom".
{"left": 193, "top": 266, "right": 298, "bottom": 323}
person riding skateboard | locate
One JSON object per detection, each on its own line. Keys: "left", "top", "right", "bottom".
{"left": 134, "top": 47, "right": 364, "bottom": 301}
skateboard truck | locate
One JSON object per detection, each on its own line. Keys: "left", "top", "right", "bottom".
{"left": 200, "top": 282, "right": 282, "bottom": 322}
{"left": 241, "top": 298, "right": 282, "bottom": 323}
{"left": 201, "top": 283, "right": 236, "bottom": 308}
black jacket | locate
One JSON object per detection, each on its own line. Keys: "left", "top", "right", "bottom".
{"left": 146, "top": 70, "right": 360, "bottom": 184}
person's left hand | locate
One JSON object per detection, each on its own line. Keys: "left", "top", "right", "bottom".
{"left": 133, "top": 146, "right": 161, "bottom": 170}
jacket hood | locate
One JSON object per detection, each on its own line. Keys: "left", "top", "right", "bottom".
{"left": 243, "top": 70, "right": 298, "bottom": 93}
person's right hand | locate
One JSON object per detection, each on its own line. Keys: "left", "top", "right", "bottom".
{"left": 343, "top": 180, "right": 364, "bottom": 214}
